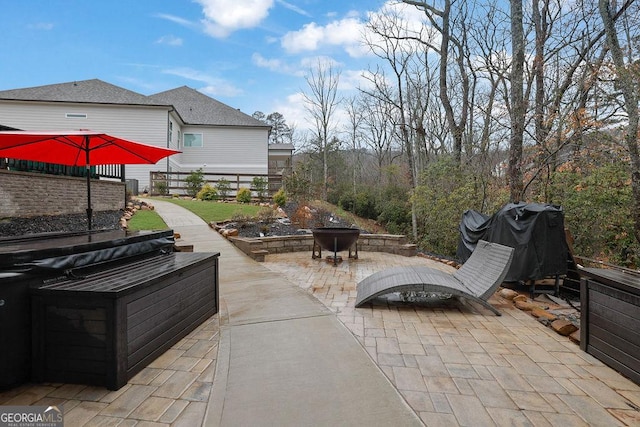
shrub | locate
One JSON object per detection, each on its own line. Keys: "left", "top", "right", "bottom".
{"left": 252, "top": 177, "right": 268, "bottom": 202}
{"left": 273, "top": 188, "right": 287, "bottom": 207}
{"left": 236, "top": 187, "right": 252, "bottom": 203}
{"left": 284, "top": 169, "right": 313, "bottom": 202}
{"left": 196, "top": 183, "right": 218, "bottom": 201}
{"left": 230, "top": 212, "right": 252, "bottom": 229}
{"left": 257, "top": 206, "right": 278, "bottom": 223}
{"left": 185, "top": 168, "right": 205, "bottom": 197}
{"left": 216, "top": 179, "right": 231, "bottom": 199}
{"left": 549, "top": 162, "right": 639, "bottom": 267}
{"left": 378, "top": 199, "right": 410, "bottom": 234}
{"left": 413, "top": 157, "right": 487, "bottom": 256}
{"left": 155, "top": 180, "right": 168, "bottom": 196}
{"left": 338, "top": 192, "right": 356, "bottom": 213}
{"left": 354, "top": 190, "right": 379, "bottom": 220}
{"left": 230, "top": 213, "right": 252, "bottom": 223}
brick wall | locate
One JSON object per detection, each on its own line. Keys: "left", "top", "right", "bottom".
{"left": 0, "top": 169, "right": 125, "bottom": 218}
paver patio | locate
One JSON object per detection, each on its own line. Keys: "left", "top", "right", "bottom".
{"left": 263, "top": 251, "right": 640, "bottom": 426}
{"left": 1, "top": 199, "right": 639, "bottom": 426}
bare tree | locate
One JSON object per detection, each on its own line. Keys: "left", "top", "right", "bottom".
{"left": 302, "top": 60, "right": 341, "bottom": 201}
{"left": 508, "top": 0, "right": 526, "bottom": 202}
{"left": 364, "top": 7, "right": 430, "bottom": 240}
{"left": 359, "top": 83, "right": 401, "bottom": 179}
{"left": 403, "top": 0, "right": 471, "bottom": 163}
{"left": 344, "top": 95, "right": 365, "bottom": 194}
{"left": 599, "top": 0, "right": 640, "bottom": 243}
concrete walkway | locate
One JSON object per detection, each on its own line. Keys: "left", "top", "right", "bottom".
{"left": 151, "top": 199, "right": 422, "bottom": 426}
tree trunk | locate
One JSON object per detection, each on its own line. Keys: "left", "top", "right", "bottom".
{"left": 508, "top": 0, "right": 525, "bottom": 202}
{"left": 599, "top": 0, "right": 640, "bottom": 244}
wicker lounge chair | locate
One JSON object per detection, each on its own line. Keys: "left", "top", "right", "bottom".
{"left": 355, "top": 240, "right": 514, "bottom": 315}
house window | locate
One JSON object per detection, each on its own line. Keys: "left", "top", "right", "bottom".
{"left": 66, "top": 113, "right": 87, "bottom": 118}
{"left": 168, "top": 121, "right": 173, "bottom": 143}
{"left": 183, "top": 133, "right": 203, "bottom": 148}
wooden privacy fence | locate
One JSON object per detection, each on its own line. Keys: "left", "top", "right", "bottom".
{"left": 149, "top": 171, "right": 284, "bottom": 200}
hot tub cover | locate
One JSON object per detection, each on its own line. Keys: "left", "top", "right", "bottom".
{"left": 456, "top": 203, "right": 568, "bottom": 282}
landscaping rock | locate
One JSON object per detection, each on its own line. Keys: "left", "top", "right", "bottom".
{"left": 222, "top": 228, "right": 238, "bottom": 237}
{"left": 515, "top": 300, "right": 540, "bottom": 311}
{"left": 569, "top": 330, "right": 581, "bottom": 344}
{"left": 551, "top": 319, "right": 578, "bottom": 336}
{"left": 499, "top": 288, "right": 520, "bottom": 300}
{"left": 531, "top": 308, "right": 557, "bottom": 321}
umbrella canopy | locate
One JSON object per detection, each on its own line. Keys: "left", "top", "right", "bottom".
{"left": 0, "top": 130, "right": 180, "bottom": 166}
{"left": 0, "top": 130, "right": 180, "bottom": 230}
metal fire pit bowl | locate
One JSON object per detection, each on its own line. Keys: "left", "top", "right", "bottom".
{"left": 312, "top": 227, "right": 360, "bottom": 266}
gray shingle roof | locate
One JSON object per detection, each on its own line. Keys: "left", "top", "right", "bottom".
{"left": 0, "top": 79, "right": 269, "bottom": 128}
{"left": 0, "top": 79, "right": 162, "bottom": 106}
{"left": 149, "top": 86, "right": 268, "bottom": 127}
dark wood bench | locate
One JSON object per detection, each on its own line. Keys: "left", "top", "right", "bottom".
{"left": 0, "top": 229, "right": 219, "bottom": 391}
{"left": 30, "top": 251, "right": 219, "bottom": 390}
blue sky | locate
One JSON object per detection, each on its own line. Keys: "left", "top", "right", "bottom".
{"left": 0, "top": 0, "right": 426, "bottom": 131}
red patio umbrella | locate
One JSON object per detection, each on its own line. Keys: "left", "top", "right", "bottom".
{"left": 0, "top": 130, "right": 180, "bottom": 230}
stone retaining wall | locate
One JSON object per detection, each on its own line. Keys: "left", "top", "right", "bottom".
{"left": 0, "top": 169, "right": 125, "bottom": 217}
{"left": 228, "top": 233, "right": 417, "bottom": 261}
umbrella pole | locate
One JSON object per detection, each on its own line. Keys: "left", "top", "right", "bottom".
{"left": 85, "top": 138, "right": 92, "bottom": 231}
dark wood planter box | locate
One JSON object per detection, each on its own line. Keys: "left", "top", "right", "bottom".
{"left": 31, "top": 252, "right": 219, "bottom": 390}
{"left": 580, "top": 268, "right": 640, "bottom": 385}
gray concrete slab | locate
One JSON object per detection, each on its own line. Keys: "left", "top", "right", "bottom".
{"left": 221, "top": 278, "right": 330, "bottom": 326}
{"left": 212, "top": 316, "right": 421, "bottom": 427}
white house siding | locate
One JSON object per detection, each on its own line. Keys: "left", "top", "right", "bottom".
{"left": 178, "top": 126, "right": 268, "bottom": 174}
{"left": 0, "top": 101, "right": 172, "bottom": 190}
{"left": 167, "top": 114, "right": 181, "bottom": 151}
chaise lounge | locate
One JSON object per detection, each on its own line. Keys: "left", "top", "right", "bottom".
{"left": 355, "top": 240, "right": 514, "bottom": 315}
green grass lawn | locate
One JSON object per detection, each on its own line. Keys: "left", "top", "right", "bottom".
{"left": 127, "top": 209, "right": 169, "bottom": 231}
{"left": 157, "top": 198, "right": 262, "bottom": 222}
{"left": 128, "top": 198, "right": 263, "bottom": 231}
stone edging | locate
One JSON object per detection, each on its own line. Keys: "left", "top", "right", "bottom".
{"left": 227, "top": 233, "right": 417, "bottom": 261}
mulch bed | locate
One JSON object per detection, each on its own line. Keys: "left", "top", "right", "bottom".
{"left": 0, "top": 210, "right": 123, "bottom": 237}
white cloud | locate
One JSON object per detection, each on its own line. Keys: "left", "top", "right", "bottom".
{"left": 156, "top": 35, "right": 183, "bottom": 46}
{"left": 339, "top": 69, "right": 370, "bottom": 91}
{"left": 163, "top": 67, "right": 243, "bottom": 97}
{"left": 195, "top": 0, "right": 274, "bottom": 38}
{"left": 252, "top": 53, "right": 304, "bottom": 76}
{"left": 155, "top": 13, "right": 199, "bottom": 30}
{"left": 281, "top": 17, "right": 366, "bottom": 57}
{"left": 278, "top": 2, "right": 428, "bottom": 58}
{"left": 281, "top": 23, "right": 323, "bottom": 52}
{"left": 200, "top": 84, "right": 243, "bottom": 97}
{"left": 299, "top": 55, "right": 341, "bottom": 70}
{"left": 28, "top": 22, "right": 54, "bottom": 30}
{"left": 276, "top": 0, "right": 311, "bottom": 17}
{"left": 362, "top": 1, "right": 436, "bottom": 57}
{"left": 271, "top": 92, "right": 308, "bottom": 135}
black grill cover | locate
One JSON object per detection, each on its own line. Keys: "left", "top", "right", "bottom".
{"left": 457, "top": 203, "right": 568, "bottom": 282}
